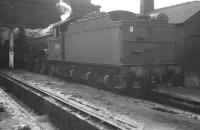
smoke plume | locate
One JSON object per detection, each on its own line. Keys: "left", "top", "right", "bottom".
{"left": 56, "top": 0, "right": 72, "bottom": 21}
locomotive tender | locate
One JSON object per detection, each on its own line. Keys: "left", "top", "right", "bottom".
{"left": 27, "top": 11, "right": 181, "bottom": 91}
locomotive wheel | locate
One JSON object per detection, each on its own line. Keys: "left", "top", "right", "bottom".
{"left": 39, "top": 62, "right": 46, "bottom": 74}
{"left": 47, "top": 64, "right": 54, "bottom": 76}
{"left": 34, "top": 64, "right": 39, "bottom": 73}
{"left": 84, "top": 72, "right": 96, "bottom": 86}
{"left": 51, "top": 65, "right": 56, "bottom": 76}
{"left": 85, "top": 72, "right": 92, "bottom": 82}
{"left": 113, "top": 75, "right": 125, "bottom": 89}
{"left": 75, "top": 71, "right": 81, "bottom": 81}
{"left": 46, "top": 64, "right": 50, "bottom": 75}
{"left": 69, "top": 69, "right": 75, "bottom": 78}
{"left": 38, "top": 63, "right": 42, "bottom": 74}
{"left": 103, "top": 75, "right": 114, "bottom": 89}
{"left": 59, "top": 64, "right": 65, "bottom": 77}
{"left": 54, "top": 64, "right": 60, "bottom": 76}
{"left": 172, "top": 73, "right": 184, "bottom": 87}
{"left": 29, "top": 63, "right": 34, "bottom": 72}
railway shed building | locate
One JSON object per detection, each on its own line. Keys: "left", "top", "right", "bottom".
{"left": 149, "top": 1, "right": 200, "bottom": 87}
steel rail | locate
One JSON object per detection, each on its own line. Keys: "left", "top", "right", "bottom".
{"left": 0, "top": 73, "right": 142, "bottom": 130}
{"left": 0, "top": 86, "right": 45, "bottom": 130}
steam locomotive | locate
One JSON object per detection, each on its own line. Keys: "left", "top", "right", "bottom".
{"left": 26, "top": 11, "right": 183, "bottom": 94}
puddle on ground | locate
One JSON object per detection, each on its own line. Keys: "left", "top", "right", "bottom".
{"left": 150, "top": 107, "right": 178, "bottom": 114}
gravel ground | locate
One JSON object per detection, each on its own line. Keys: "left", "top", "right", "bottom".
{"left": 0, "top": 86, "right": 43, "bottom": 130}
{"left": 2, "top": 69, "right": 200, "bottom": 130}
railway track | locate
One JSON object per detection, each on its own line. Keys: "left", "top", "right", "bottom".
{"left": 1, "top": 69, "right": 200, "bottom": 115}
{"left": 0, "top": 86, "right": 44, "bottom": 130}
{"left": 1, "top": 69, "right": 200, "bottom": 116}
{"left": 0, "top": 73, "right": 143, "bottom": 130}
{"left": 49, "top": 71, "right": 200, "bottom": 114}
{"left": 62, "top": 75, "right": 200, "bottom": 115}
{"left": 64, "top": 75, "right": 200, "bottom": 114}
{"left": 151, "top": 90, "right": 200, "bottom": 114}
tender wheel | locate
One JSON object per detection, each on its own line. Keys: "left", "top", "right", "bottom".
{"left": 39, "top": 62, "right": 46, "bottom": 74}
{"left": 33, "top": 63, "right": 39, "bottom": 73}
{"left": 47, "top": 64, "right": 55, "bottom": 76}
{"left": 85, "top": 72, "right": 92, "bottom": 81}
{"left": 69, "top": 69, "right": 75, "bottom": 79}
{"left": 47, "top": 64, "right": 51, "bottom": 75}
{"left": 103, "top": 74, "right": 114, "bottom": 89}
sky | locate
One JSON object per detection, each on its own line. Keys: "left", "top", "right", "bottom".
{"left": 91, "top": 0, "right": 199, "bottom": 13}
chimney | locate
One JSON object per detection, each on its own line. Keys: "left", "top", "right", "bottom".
{"left": 140, "top": 0, "right": 154, "bottom": 14}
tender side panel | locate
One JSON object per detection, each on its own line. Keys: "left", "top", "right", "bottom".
{"left": 122, "top": 22, "right": 176, "bottom": 65}
{"left": 64, "top": 15, "right": 121, "bottom": 65}
{"left": 124, "top": 42, "right": 175, "bottom": 65}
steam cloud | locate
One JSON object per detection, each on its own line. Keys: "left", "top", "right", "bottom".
{"left": 56, "top": 0, "right": 72, "bottom": 21}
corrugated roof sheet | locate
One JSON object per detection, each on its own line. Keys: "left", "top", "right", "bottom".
{"left": 0, "top": 0, "right": 61, "bottom": 28}
{"left": 149, "top": 1, "right": 200, "bottom": 24}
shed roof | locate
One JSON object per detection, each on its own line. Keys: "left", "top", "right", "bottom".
{"left": 0, "top": 0, "right": 100, "bottom": 29}
{"left": 149, "top": 1, "right": 200, "bottom": 24}
{"left": 0, "top": 0, "right": 61, "bottom": 28}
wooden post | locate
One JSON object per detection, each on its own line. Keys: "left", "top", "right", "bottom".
{"left": 9, "top": 28, "right": 14, "bottom": 69}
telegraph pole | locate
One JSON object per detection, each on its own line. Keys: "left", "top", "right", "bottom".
{"left": 9, "top": 28, "right": 14, "bottom": 69}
